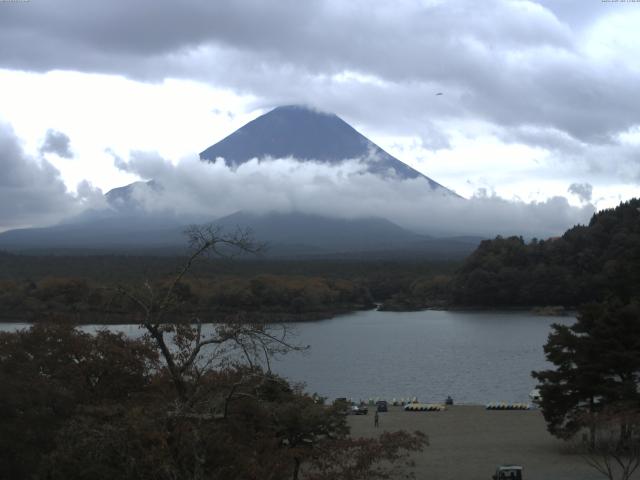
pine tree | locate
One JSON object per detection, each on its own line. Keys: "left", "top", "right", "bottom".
{"left": 532, "top": 301, "right": 640, "bottom": 445}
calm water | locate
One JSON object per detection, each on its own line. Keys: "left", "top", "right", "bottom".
{"left": 0, "top": 309, "right": 573, "bottom": 405}
{"left": 271, "top": 309, "right": 574, "bottom": 405}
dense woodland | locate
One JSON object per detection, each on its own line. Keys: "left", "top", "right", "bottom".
{"left": 451, "top": 198, "right": 640, "bottom": 308}
{"left": 2, "top": 200, "right": 640, "bottom": 479}
{"left": 2, "top": 199, "right": 640, "bottom": 320}
{"left": 0, "top": 274, "right": 373, "bottom": 323}
{"left": 1, "top": 199, "right": 639, "bottom": 320}
{"left": 0, "top": 254, "right": 456, "bottom": 322}
{"left": 0, "top": 323, "right": 426, "bottom": 480}
{"left": 0, "top": 227, "right": 428, "bottom": 480}
{"left": 370, "top": 199, "right": 640, "bottom": 311}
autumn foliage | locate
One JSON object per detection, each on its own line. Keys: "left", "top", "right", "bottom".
{"left": 0, "top": 323, "right": 426, "bottom": 480}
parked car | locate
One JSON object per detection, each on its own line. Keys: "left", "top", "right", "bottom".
{"left": 350, "top": 405, "right": 368, "bottom": 415}
{"left": 492, "top": 465, "right": 523, "bottom": 480}
{"left": 376, "top": 400, "right": 388, "bottom": 412}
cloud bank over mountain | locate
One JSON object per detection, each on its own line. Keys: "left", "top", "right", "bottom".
{"left": 1, "top": 0, "right": 638, "bottom": 208}
{"left": 0, "top": 115, "right": 595, "bottom": 238}
{"left": 0, "top": 123, "right": 103, "bottom": 230}
{"left": 112, "top": 151, "right": 594, "bottom": 239}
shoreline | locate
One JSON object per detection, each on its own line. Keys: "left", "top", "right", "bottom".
{"left": 0, "top": 304, "right": 577, "bottom": 325}
{"left": 380, "top": 304, "right": 576, "bottom": 315}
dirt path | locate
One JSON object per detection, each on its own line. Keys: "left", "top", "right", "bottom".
{"left": 348, "top": 405, "right": 617, "bottom": 480}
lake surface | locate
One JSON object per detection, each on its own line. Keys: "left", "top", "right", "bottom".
{"left": 1, "top": 309, "right": 573, "bottom": 405}
{"left": 271, "top": 309, "right": 573, "bottom": 404}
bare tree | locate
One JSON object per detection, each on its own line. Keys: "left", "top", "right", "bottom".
{"left": 117, "top": 224, "right": 305, "bottom": 402}
{"left": 27, "top": 224, "right": 428, "bottom": 480}
{"left": 578, "top": 407, "right": 640, "bottom": 480}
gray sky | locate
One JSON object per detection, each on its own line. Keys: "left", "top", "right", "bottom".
{"left": 0, "top": 0, "right": 638, "bottom": 233}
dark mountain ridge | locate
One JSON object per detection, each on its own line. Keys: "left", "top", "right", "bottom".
{"left": 215, "top": 211, "right": 421, "bottom": 251}
{"left": 0, "top": 210, "right": 481, "bottom": 259}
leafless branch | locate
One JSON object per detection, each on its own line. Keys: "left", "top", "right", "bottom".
{"left": 578, "top": 407, "right": 640, "bottom": 480}
{"left": 114, "top": 223, "right": 301, "bottom": 403}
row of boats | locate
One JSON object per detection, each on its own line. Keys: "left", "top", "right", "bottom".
{"left": 344, "top": 389, "right": 542, "bottom": 410}
{"left": 404, "top": 403, "right": 447, "bottom": 411}
{"left": 485, "top": 402, "right": 531, "bottom": 410}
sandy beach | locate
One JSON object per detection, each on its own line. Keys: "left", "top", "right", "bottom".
{"left": 348, "top": 405, "right": 616, "bottom": 480}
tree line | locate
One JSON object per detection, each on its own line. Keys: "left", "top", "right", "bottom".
{"left": 0, "top": 252, "right": 457, "bottom": 321}
{"left": 452, "top": 198, "right": 640, "bottom": 307}
{"left": 527, "top": 199, "right": 640, "bottom": 480}
{"left": 0, "top": 226, "right": 427, "bottom": 480}
{"left": 0, "top": 274, "right": 375, "bottom": 323}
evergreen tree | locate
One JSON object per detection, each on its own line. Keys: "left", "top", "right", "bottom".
{"left": 453, "top": 198, "right": 640, "bottom": 307}
{"left": 532, "top": 301, "right": 640, "bottom": 444}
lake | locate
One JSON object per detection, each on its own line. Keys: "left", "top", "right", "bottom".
{"left": 271, "top": 309, "right": 573, "bottom": 405}
{"left": 1, "top": 309, "right": 573, "bottom": 405}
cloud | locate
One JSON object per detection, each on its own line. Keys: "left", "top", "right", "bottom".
{"left": 0, "top": 122, "right": 102, "bottom": 231}
{"left": 2, "top": 0, "right": 639, "bottom": 148}
{"left": 40, "top": 129, "right": 73, "bottom": 158}
{"left": 536, "top": 0, "right": 604, "bottom": 29}
{"left": 114, "top": 151, "right": 594, "bottom": 239}
{"left": 106, "top": 148, "right": 130, "bottom": 172}
{"left": 2, "top": 0, "right": 639, "bottom": 211}
{"left": 568, "top": 182, "right": 593, "bottom": 203}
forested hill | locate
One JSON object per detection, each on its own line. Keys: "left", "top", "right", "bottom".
{"left": 451, "top": 198, "right": 640, "bottom": 307}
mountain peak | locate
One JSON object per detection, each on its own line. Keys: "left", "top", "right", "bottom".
{"left": 270, "top": 104, "right": 334, "bottom": 115}
{"left": 200, "top": 105, "right": 452, "bottom": 192}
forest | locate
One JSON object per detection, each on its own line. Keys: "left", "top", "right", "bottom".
{"left": 0, "top": 226, "right": 428, "bottom": 480}
{"left": 0, "top": 253, "right": 456, "bottom": 323}
{"left": 1, "top": 199, "right": 639, "bottom": 321}
{"left": 2, "top": 200, "right": 640, "bottom": 479}
{"left": 449, "top": 198, "right": 640, "bottom": 308}
{"left": 359, "top": 198, "right": 640, "bottom": 311}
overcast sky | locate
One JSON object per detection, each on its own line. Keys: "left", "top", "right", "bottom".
{"left": 0, "top": 0, "right": 638, "bottom": 233}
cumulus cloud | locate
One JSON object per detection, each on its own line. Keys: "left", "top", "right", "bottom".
{"left": 40, "top": 129, "right": 73, "bottom": 158}
{"left": 106, "top": 148, "right": 130, "bottom": 172}
{"left": 114, "top": 152, "right": 594, "bottom": 239}
{"left": 0, "top": 123, "right": 102, "bottom": 231}
{"left": 568, "top": 182, "right": 593, "bottom": 203}
{"left": 2, "top": 0, "right": 639, "bottom": 147}
{"left": 2, "top": 0, "right": 638, "bottom": 213}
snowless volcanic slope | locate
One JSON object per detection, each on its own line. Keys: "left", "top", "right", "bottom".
{"left": 200, "top": 105, "right": 453, "bottom": 193}
{"left": 0, "top": 107, "right": 473, "bottom": 255}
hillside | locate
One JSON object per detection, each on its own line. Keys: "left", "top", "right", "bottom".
{"left": 0, "top": 105, "right": 466, "bottom": 255}
{"left": 450, "top": 198, "right": 640, "bottom": 307}
{"left": 0, "top": 209, "right": 480, "bottom": 258}
{"left": 200, "top": 105, "right": 452, "bottom": 192}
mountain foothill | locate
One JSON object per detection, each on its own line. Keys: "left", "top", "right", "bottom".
{"left": 0, "top": 105, "right": 475, "bottom": 258}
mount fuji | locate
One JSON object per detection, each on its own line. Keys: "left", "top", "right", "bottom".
{"left": 0, "top": 106, "right": 477, "bottom": 256}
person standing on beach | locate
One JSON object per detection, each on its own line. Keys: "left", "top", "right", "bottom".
{"left": 374, "top": 410, "right": 379, "bottom": 427}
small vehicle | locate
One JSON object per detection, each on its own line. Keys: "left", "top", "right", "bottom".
{"left": 350, "top": 405, "right": 368, "bottom": 415}
{"left": 492, "top": 465, "right": 523, "bottom": 480}
{"left": 376, "top": 400, "right": 388, "bottom": 412}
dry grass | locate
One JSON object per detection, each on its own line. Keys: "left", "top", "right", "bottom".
{"left": 348, "top": 405, "right": 611, "bottom": 480}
